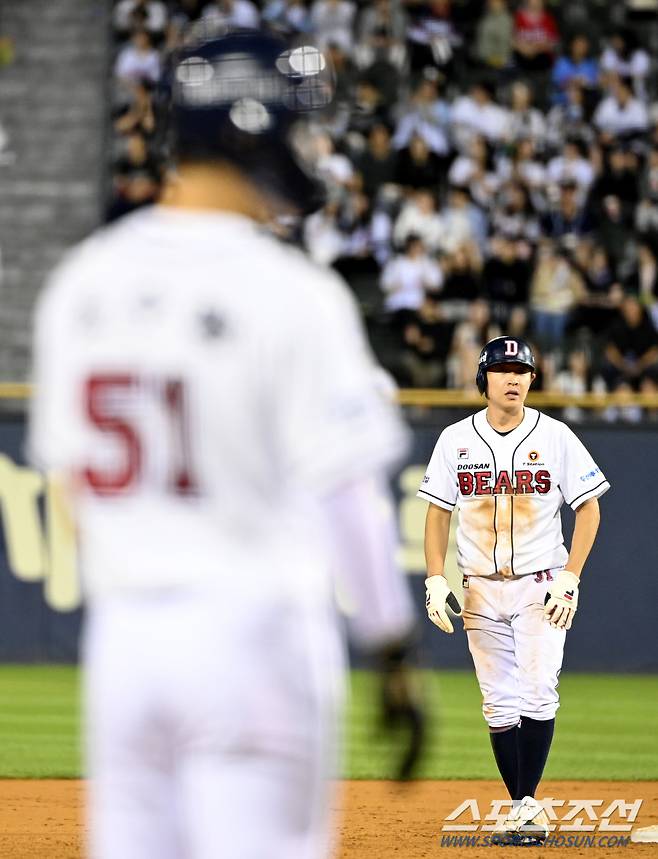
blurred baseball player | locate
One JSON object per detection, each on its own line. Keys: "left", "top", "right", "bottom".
{"left": 29, "top": 30, "right": 423, "bottom": 859}
{"left": 419, "top": 336, "right": 609, "bottom": 845}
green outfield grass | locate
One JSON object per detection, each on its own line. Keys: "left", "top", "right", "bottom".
{"left": 0, "top": 666, "right": 656, "bottom": 779}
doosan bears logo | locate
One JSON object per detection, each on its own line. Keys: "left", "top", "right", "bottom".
{"left": 458, "top": 469, "right": 552, "bottom": 495}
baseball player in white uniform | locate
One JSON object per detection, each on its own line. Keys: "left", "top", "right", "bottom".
{"left": 419, "top": 335, "right": 610, "bottom": 845}
{"left": 29, "top": 30, "right": 422, "bottom": 859}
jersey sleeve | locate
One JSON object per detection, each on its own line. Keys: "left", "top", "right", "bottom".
{"left": 28, "top": 259, "right": 85, "bottom": 473}
{"left": 274, "top": 274, "right": 408, "bottom": 495}
{"left": 559, "top": 425, "right": 610, "bottom": 510}
{"left": 416, "top": 428, "right": 457, "bottom": 511}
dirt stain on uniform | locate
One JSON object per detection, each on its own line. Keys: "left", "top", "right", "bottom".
{"left": 459, "top": 497, "right": 496, "bottom": 562}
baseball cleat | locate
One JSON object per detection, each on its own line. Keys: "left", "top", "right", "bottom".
{"left": 492, "top": 796, "right": 549, "bottom": 846}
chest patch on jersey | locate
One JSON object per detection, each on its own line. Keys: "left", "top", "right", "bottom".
{"left": 528, "top": 450, "right": 539, "bottom": 461}
{"left": 458, "top": 448, "right": 469, "bottom": 459}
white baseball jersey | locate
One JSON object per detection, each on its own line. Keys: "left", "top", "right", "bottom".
{"left": 417, "top": 407, "right": 610, "bottom": 577}
{"left": 29, "top": 206, "right": 408, "bottom": 604}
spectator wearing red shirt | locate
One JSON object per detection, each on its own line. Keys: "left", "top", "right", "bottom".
{"left": 512, "top": 0, "right": 559, "bottom": 72}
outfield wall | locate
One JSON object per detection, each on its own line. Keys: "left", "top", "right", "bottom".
{"left": 0, "top": 414, "right": 656, "bottom": 670}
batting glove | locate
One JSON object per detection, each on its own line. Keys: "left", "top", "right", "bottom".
{"left": 425, "top": 575, "right": 462, "bottom": 634}
{"left": 543, "top": 569, "right": 580, "bottom": 630}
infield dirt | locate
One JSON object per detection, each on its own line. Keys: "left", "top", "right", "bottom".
{"left": 0, "top": 779, "right": 656, "bottom": 857}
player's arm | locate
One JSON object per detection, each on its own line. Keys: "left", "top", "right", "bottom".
{"left": 545, "top": 497, "right": 601, "bottom": 631}
{"left": 320, "top": 475, "right": 425, "bottom": 780}
{"left": 566, "top": 496, "right": 600, "bottom": 577}
{"left": 424, "top": 503, "right": 462, "bottom": 634}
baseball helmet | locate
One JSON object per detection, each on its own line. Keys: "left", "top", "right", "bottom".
{"left": 476, "top": 336, "right": 536, "bottom": 395}
{"left": 170, "top": 29, "right": 333, "bottom": 214}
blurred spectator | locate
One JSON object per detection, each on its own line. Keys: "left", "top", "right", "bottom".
{"left": 546, "top": 139, "right": 594, "bottom": 193}
{"left": 491, "top": 182, "right": 541, "bottom": 244}
{"left": 448, "top": 298, "right": 501, "bottom": 388}
{"left": 393, "top": 189, "right": 444, "bottom": 252}
{"left": 439, "top": 244, "right": 483, "bottom": 302}
{"left": 441, "top": 185, "right": 488, "bottom": 253}
{"left": 551, "top": 349, "right": 590, "bottom": 422}
{"left": 512, "top": 0, "right": 559, "bottom": 73}
{"left": 473, "top": 0, "right": 514, "bottom": 72}
{"left": 589, "top": 145, "right": 639, "bottom": 218}
{"left": 262, "top": 0, "right": 311, "bottom": 36}
{"left": 315, "top": 132, "right": 355, "bottom": 191}
{"left": 114, "top": 0, "right": 168, "bottom": 38}
{"left": 106, "top": 169, "right": 160, "bottom": 221}
{"left": 347, "top": 79, "right": 389, "bottom": 140}
{"left": 600, "top": 28, "right": 651, "bottom": 100}
{"left": 482, "top": 235, "right": 532, "bottom": 321}
{"left": 601, "top": 293, "right": 658, "bottom": 389}
{"left": 392, "top": 74, "right": 451, "bottom": 156}
{"left": 304, "top": 200, "right": 345, "bottom": 265}
{"left": 394, "top": 132, "right": 444, "bottom": 189}
{"left": 552, "top": 34, "right": 599, "bottom": 105}
{"left": 593, "top": 75, "right": 648, "bottom": 143}
{"left": 449, "top": 135, "right": 500, "bottom": 210}
{"left": 356, "top": 0, "right": 408, "bottom": 70}
{"left": 405, "top": 0, "right": 461, "bottom": 74}
{"left": 451, "top": 80, "right": 508, "bottom": 151}
{"left": 310, "top": 0, "right": 356, "bottom": 53}
{"left": 530, "top": 241, "right": 585, "bottom": 348}
{"left": 380, "top": 234, "right": 443, "bottom": 313}
{"left": 625, "top": 242, "right": 658, "bottom": 305}
{"left": 570, "top": 243, "right": 623, "bottom": 335}
{"left": 496, "top": 138, "right": 547, "bottom": 196}
{"left": 114, "top": 29, "right": 161, "bottom": 84}
{"left": 546, "top": 81, "right": 595, "bottom": 149}
{"left": 542, "top": 181, "right": 595, "bottom": 247}
{"left": 202, "top": 0, "right": 260, "bottom": 30}
{"left": 595, "top": 194, "right": 635, "bottom": 273}
{"left": 113, "top": 130, "right": 161, "bottom": 183}
{"left": 504, "top": 81, "right": 546, "bottom": 148}
{"left": 356, "top": 123, "right": 398, "bottom": 198}
{"left": 400, "top": 298, "right": 455, "bottom": 386}
{"left": 113, "top": 80, "right": 157, "bottom": 137}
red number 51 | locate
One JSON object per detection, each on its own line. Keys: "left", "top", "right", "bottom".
{"left": 83, "top": 373, "right": 198, "bottom": 496}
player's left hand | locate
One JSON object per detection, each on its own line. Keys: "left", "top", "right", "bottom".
{"left": 425, "top": 575, "right": 462, "bottom": 634}
{"left": 543, "top": 569, "right": 580, "bottom": 630}
{"left": 378, "top": 637, "right": 426, "bottom": 781}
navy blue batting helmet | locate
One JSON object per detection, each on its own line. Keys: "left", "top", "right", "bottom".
{"left": 476, "top": 336, "right": 536, "bottom": 395}
{"left": 170, "top": 29, "right": 333, "bottom": 214}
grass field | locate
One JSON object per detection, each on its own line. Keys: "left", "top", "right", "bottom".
{"left": 0, "top": 666, "right": 656, "bottom": 780}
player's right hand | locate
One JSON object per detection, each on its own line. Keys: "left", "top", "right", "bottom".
{"left": 425, "top": 575, "right": 462, "bottom": 634}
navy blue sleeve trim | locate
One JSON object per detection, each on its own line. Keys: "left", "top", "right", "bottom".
{"left": 568, "top": 479, "right": 608, "bottom": 508}
{"left": 418, "top": 488, "right": 456, "bottom": 508}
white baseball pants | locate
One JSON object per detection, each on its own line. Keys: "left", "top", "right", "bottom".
{"left": 461, "top": 571, "right": 567, "bottom": 728}
{"left": 84, "top": 587, "right": 345, "bottom": 859}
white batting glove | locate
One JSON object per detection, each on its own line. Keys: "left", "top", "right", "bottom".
{"left": 543, "top": 570, "right": 580, "bottom": 630}
{"left": 425, "top": 575, "right": 462, "bottom": 634}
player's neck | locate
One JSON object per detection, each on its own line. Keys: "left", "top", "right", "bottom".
{"left": 485, "top": 404, "right": 525, "bottom": 433}
{"left": 159, "top": 163, "right": 272, "bottom": 222}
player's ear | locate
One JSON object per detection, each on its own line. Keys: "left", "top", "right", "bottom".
{"left": 530, "top": 372, "right": 537, "bottom": 386}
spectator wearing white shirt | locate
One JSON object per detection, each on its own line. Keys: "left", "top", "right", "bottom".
{"left": 505, "top": 81, "right": 546, "bottom": 149}
{"left": 392, "top": 75, "right": 451, "bottom": 156}
{"left": 600, "top": 29, "right": 651, "bottom": 100}
{"left": 546, "top": 140, "right": 595, "bottom": 193}
{"left": 113, "top": 0, "right": 168, "bottom": 37}
{"left": 310, "top": 0, "right": 356, "bottom": 54}
{"left": 114, "top": 29, "right": 161, "bottom": 84}
{"left": 593, "top": 75, "right": 648, "bottom": 142}
{"left": 202, "top": 0, "right": 261, "bottom": 30}
{"left": 451, "top": 81, "right": 508, "bottom": 152}
{"left": 380, "top": 234, "right": 443, "bottom": 313}
{"left": 448, "top": 135, "right": 500, "bottom": 210}
{"left": 393, "top": 189, "right": 444, "bottom": 252}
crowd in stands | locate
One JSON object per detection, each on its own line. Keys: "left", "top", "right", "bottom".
{"left": 107, "top": 0, "right": 658, "bottom": 418}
